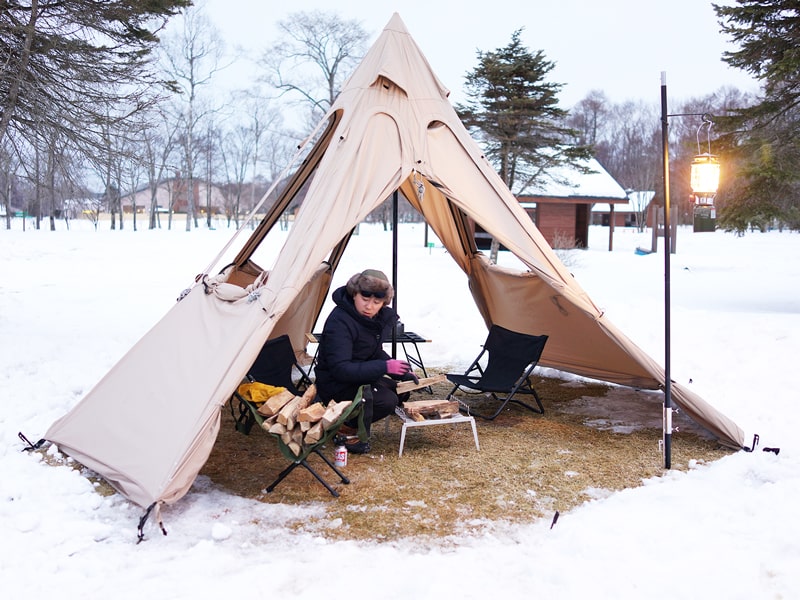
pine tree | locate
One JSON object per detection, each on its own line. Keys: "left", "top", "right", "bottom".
{"left": 456, "top": 30, "right": 592, "bottom": 195}
{"left": 714, "top": 0, "right": 800, "bottom": 232}
{"left": 0, "top": 1, "right": 191, "bottom": 158}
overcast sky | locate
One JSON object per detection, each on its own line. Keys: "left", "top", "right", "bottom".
{"left": 201, "top": 0, "right": 758, "bottom": 108}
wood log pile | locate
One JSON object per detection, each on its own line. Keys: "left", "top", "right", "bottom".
{"left": 395, "top": 375, "right": 461, "bottom": 421}
{"left": 400, "top": 399, "right": 460, "bottom": 421}
{"left": 255, "top": 384, "right": 351, "bottom": 457}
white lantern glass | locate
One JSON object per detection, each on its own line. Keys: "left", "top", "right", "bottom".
{"left": 690, "top": 153, "right": 720, "bottom": 195}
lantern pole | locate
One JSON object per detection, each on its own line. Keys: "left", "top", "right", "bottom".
{"left": 660, "top": 72, "right": 673, "bottom": 469}
{"left": 659, "top": 73, "right": 720, "bottom": 469}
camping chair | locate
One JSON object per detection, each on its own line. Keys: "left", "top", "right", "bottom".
{"left": 235, "top": 385, "right": 367, "bottom": 498}
{"left": 231, "top": 334, "right": 314, "bottom": 435}
{"left": 446, "top": 325, "right": 548, "bottom": 420}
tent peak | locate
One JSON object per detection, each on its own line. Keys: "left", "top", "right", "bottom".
{"left": 384, "top": 12, "right": 410, "bottom": 34}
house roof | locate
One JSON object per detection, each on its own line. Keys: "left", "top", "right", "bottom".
{"left": 591, "top": 190, "right": 656, "bottom": 213}
{"left": 519, "top": 156, "right": 628, "bottom": 202}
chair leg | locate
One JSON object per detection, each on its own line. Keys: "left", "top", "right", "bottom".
{"left": 298, "top": 459, "right": 341, "bottom": 498}
{"left": 265, "top": 462, "right": 301, "bottom": 493}
{"left": 311, "top": 448, "right": 350, "bottom": 485}
{"left": 462, "top": 389, "right": 544, "bottom": 421}
{"left": 265, "top": 450, "right": 350, "bottom": 498}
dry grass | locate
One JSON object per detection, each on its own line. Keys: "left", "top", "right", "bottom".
{"left": 201, "top": 372, "right": 731, "bottom": 543}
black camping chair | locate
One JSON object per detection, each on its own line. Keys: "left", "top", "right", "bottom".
{"left": 231, "top": 334, "right": 313, "bottom": 435}
{"left": 445, "top": 325, "right": 548, "bottom": 420}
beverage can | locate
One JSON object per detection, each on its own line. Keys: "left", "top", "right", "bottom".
{"left": 334, "top": 444, "right": 348, "bottom": 467}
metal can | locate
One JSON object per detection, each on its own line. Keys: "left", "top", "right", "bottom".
{"left": 334, "top": 444, "right": 348, "bottom": 467}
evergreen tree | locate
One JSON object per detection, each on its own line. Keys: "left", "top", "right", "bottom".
{"left": 714, "top": 0, "right": 800, "bottom": 232}
{"left": 456, "top": 29, "right": 592, "bottom": 195}
{"left": 0, "top": 0, "right": 191, "bottom": 160}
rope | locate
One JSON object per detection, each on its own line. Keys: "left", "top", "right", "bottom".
{"left": 196, "top": 115, "right": 333, "bottom": 281}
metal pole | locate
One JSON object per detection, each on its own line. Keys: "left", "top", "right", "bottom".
{"left": 391, "top": 189, "right": 399, "bottom": 358}
{"left": 660, "top": 72, "right": 672, "bottom": 469}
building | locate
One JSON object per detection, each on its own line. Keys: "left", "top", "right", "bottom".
{"left": 119, "top": 178, "right": 228, "bottom": 216}
{"left": 591, "top": 190, "right": 656, "bottom": 229}
{"left": 514, "top": 157, "right": 629, "bottom": 249}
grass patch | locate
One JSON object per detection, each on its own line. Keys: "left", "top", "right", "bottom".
{"left": 201, "top": 372, "right": 731, "bottom": 543}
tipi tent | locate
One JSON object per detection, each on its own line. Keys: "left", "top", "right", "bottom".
{"left": 45, "top": 13, "right": 745, "bottom": 516}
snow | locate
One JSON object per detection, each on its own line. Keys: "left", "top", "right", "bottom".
{"left": 532, "top": 156, "right": 629, "bottom": 199}
{"left": 2, "top": 219, "right": 799, "bottom": 598}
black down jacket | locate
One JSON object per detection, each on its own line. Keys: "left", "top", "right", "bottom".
{"left": 314, "top": 286, "right": 397, "bottom": 403}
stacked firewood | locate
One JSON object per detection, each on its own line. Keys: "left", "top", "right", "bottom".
{"left": 255, "top": 384, "right": 351, "bottom": 457}
{"left": 400, "top": 399, "right": 460, "bottom": 421}
{"left": 394, "top": 374, "right": 460, "bottom": 421}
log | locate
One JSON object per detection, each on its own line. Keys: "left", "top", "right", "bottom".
{"left": 321, "top": 400, "right": 352, "bottom": 430}
{"left": 402, "top": 399, "right": 460, "bottom": 419}
{"left": 276, "top": 396, "right": 303, "bottom": 428}
{"left": 267, "top": 421, "right": 287, "bottom": 435}
{"left": 298, "top": 383, "right": 317, "bottom": 408}
{"left": 395, "top": 374, "right": 447, "bottom": 394}
{"left": 305, "top": 421, "right": 324, "bottom": 444}
{"left": 291, "top": 428, "right": 304, "bottom": 445}
{"left": 287, "top": 441, "right": 302, "bottom": 457}
{"left": 298, "top": 402, "right": 326, "bottom": 422}
{"left": 257, "top": 389, "right": 295, "bottom": 417}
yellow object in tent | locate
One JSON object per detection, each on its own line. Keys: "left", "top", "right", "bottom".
{"left": 236, "top": 382, "right": 287, "bottom": 404}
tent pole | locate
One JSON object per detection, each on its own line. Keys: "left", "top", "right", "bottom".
{"left": 391, "top": 189, "right": 399, "bottom": 358}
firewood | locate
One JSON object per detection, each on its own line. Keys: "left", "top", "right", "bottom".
{"left": 267, "top": 421, "right": 287, "bottom": 435}
{"left": 395, "top": 374, "right": 447, "bottom": 394}
{"left": 287, "top": 441, "right": 302, "bottom": 457}
{"left": 291, "top": 428, "right": 304, "bottom": 445}
{"left": 277, "top": 396, "right": 303, "bottom": 428}
{"left": 402, "top": 399, "right": 460, "bottom": 419}
{"left": 321, "top": 400, "right": 352, "bottom": 430}
{"left": 299, "top": 420, "right": 311, "bottom": 432}
{"left": 298, "top": 402, "right": 326, "bottom": 422}
{"left": 305, "top": 422, "right": 324, "bottom": 444}
{"left": 257, "top": 389, "right": 295, "bottom": 417}
{"left": 298, "top": 383, "right": 317, "bottom": 409}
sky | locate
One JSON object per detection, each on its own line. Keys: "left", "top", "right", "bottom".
{"left": 201, "top": 0, "right": 759, "bottom": 108}
{"left": 2, "top": 219, "right": 799, "bottom": 598}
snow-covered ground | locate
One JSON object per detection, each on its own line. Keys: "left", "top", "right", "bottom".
{"left": 2, "top": 219, "right": 798, "bottom": 598}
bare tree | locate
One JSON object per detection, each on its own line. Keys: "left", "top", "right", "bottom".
{"left": 160, "top": 3, "right": 226, "bottom": 231}
{"left": 262, "top": 11, "right": 369, "bottom": 123}
{"left": 0, "top": 0, "right": 190, "bottom": 190}
{"left": 567, "top": 90, "right": 611, "bottom": 147}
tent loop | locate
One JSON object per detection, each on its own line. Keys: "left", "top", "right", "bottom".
{"left": 412, "top": 169, "right": 425, "bottom": 201}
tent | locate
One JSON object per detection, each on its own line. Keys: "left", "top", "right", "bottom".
{"left": 45, "top": 13, "right": 745, "bottom": 515}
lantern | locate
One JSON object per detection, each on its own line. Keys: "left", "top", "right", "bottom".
{"left": 690, "top": 152, "right": 720, "bottom": 202}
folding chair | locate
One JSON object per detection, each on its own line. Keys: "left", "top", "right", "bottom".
{"left": 231, "top": 334, "right": 313, "bottom": 435}
{"left": 446, "top": 325, "right": 548, "bottom": 420}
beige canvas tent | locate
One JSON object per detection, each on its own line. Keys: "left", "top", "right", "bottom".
{"left": 45, "top": 13, "right": 744, "bottom": 515}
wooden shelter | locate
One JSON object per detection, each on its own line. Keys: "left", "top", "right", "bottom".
{"left": 515, "top": 158, "right": 629, "bottom": 250}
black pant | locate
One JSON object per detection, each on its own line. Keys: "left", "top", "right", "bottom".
{"left": 348, "top": 377, "right": 399, "bottom": 436}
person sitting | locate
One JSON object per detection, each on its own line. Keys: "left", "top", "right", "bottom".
{"left": 314, "top": 269, "right": 414, "bottom": 454}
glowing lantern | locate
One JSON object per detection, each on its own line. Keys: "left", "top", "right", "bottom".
{"left": 690, "top": 153, "right": 720, "bottom": 196}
